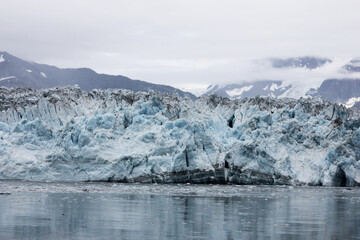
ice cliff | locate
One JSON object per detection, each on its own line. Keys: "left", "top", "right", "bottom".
{"left": 0, "top": 86, "right": 359, "bottom": 186}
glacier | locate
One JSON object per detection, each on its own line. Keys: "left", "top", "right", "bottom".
{"left": 0, "top": 86, "right": 359, "bottom": 186}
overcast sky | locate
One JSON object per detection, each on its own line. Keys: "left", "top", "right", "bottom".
{"left": 1, "top": 0, "right": 360, "bottom": 92}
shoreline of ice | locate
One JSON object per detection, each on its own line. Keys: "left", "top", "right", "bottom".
{"left": 0, "top": 86, "right": 359, "bottom": 186}
{"left": 1, "top": 180, "right": 359, "bottom": 197}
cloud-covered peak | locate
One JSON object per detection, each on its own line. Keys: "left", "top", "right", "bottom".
{"left": 269, "top": 56, "right": 333, "bottom": 70}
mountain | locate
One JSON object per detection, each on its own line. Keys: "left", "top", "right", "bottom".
{"left": 203, "top": 79, "right": 360, "bottom": 110}
{"left": 0, "top": 51, "right": 196, "bottom": 99}
{"left": 309, "top": 79, "right": 360, "bottom": 103}
{"left": 204, "top": 81, "right": 292, "bottom": 99}
{"left": 269, "top": 56, "right": 333, "bottom": 69}
{"left": 352, "top": 101, "right": 360, "bottom": 109}
{"left": 202, "top": 57, "right": 360, "bottom": 109}
{"left": 0, "top": 86, "right": 359, "bottom": 186}
{"left": 310, "top": 79, "right": 360, "bottom": 109}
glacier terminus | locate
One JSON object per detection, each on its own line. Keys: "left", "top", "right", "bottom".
{"left": 0, "top": 86, "right": 359, "bottom": 187}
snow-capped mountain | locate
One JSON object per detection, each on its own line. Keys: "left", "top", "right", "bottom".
{"left": 202, "top": 57, "right": 360, "bottom": 109}
{"left": 0, "top": 51, "right": 196, "bottom": 99}
{"left": 204, "top": 81, "right": 292, "bottom": 99}
{"left": 308, "top": 79, "right": 360, "bottom": 103}
{"left": 0, "top": 86, "right": 359, "bottom": 186}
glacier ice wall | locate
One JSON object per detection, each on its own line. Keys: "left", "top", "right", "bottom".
{"left": 0, "top": 86, "right": 359, "bottom": 186}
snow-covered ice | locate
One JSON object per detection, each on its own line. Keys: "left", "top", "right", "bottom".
{"left": 26, "top": 69, "right": 32, "bottom": 73}
{"left": 0, "top": 86, "right": 359, "bottom": 186}
{"left": 345, "top": 97, "right": 360, "bottom": 109}
{"left": 226, "top": 85, "right": 253, "bottom": 98}
{"left": 0, "top": 76, "right": 15, "bottom": 82}
{"left": 40, "top": 72, "right": 47, "bottom": 78}
{"left": 0, "top": 55, "right": 4, "bottom": 63}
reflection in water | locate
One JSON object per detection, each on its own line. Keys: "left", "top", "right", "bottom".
{"left": 0, "top": 187, "right": 359, "bottom": 239}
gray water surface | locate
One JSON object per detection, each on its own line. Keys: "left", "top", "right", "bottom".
{"left": 0, "top": 181, "right": 359, "bottom": 240}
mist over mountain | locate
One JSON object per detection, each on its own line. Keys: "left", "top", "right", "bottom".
{"left": 0, "top": 51, "right": 196, "bottom": 99}
{"left": 343, "top": 58, "right": 360, "bottom": 73}
{"left": 1, "top": 52, "right": 360, "bottom": 109}
{"left": 202, "top": 56, "right": 360, "bottom": 109}
{"left": 270, "top": 56, "right": 333, "bottom": 70}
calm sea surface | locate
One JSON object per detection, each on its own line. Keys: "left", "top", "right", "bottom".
{"left": 0, "top": 181, "right": 359, "bottom": 240}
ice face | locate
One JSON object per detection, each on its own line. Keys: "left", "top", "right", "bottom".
{"left": 0, "top": 86, "right": 359, "bottom": 186}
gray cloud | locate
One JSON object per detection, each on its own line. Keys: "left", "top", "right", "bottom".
{"left": 1, "top": 0, "right": 360, "bottom": 92}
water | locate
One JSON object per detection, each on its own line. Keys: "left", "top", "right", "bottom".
{"left": 0, "top": 181, "right": 359, "bottom": 240}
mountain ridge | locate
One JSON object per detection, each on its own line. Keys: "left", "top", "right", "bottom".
{"left": 0, "top": 51, "right": 197, "bottom": 99}
{"left": 201, "top": 56, "right": 360, "bottom": 109}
